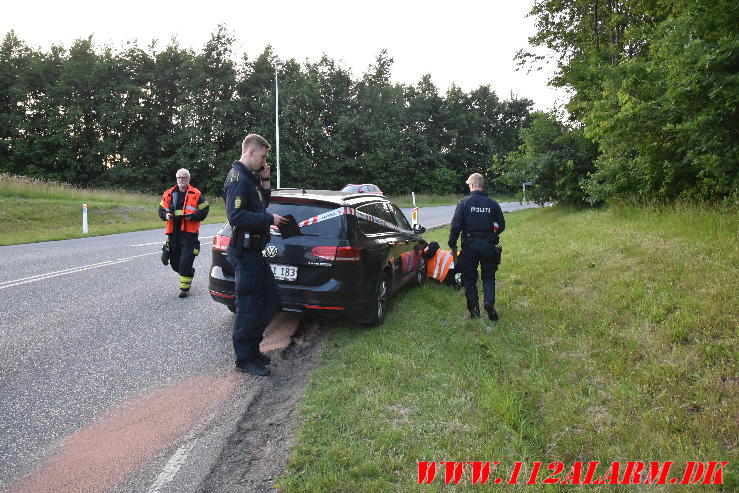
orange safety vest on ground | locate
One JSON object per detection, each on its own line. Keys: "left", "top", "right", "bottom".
{"left": 161, "top": 185, "right": 204, "bottom": 234}
{"left": 425, "top": 248, "right": 455, "bottom": 283}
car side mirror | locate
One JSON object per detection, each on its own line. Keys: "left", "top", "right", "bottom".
{"left": 413, "top": 224, "right": 426, "bottom": 234}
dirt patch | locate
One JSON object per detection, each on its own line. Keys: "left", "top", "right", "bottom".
{"left": 198, "top": 318, "right": 325, "bottom": 493}
{"left": 89, "top": 205, "right": 150, "bottom": 222}
{"left": 112, "top": 205, "right": 151, "bottom": 222}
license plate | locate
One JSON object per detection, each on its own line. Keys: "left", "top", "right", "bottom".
{"left": 271, "top": 263, "right": 298, "bottom": 281}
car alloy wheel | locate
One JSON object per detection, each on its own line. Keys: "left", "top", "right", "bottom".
{"left": 363, "top": 272, "right": 390, "bottom": 327}
{"left": 414, "top": 256, "right": 426, "bottom": 286}
{"left": 376, "top": 276, "right": 388, "bottom": 320}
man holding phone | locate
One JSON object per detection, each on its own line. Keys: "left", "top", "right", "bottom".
{"left": 223, "top": 134, "right": 288, "bottom": 376}
{"left": 158, "top": 168, "right": 210, "bottom": 298}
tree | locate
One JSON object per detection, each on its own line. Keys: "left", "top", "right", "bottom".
{"left": 582, "top": 0, "right": 739, "bottom": 202}
{"left": 400, "top": 74, "right": 445, "bottom": 192}
{"left": 520, "top": 0, "right": 739, "bottom": 202}
{"left": 503, "top": 111, "right": 598, "bottom": 205}
{"left": 0, "top": 32, "right": 535, "bottom": 197}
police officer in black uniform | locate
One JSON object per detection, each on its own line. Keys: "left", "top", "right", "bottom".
{"left": 223, "top": 134, "right": 288, "bottom": 376}
{"left": 448, "top": 173, "right": 505, "bottom": 321}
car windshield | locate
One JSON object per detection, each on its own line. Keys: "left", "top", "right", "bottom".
{"left": 267, "top": 201, "right": 344, "bottom": 237}
{"left": 341, "top": 185, "right": 361, "bottom": 193}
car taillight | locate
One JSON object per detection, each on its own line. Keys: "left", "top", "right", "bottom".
{"left": 213, "top": 234, "right": 230, "bottom": 251}
{"left": 310, "top": 246, "right": 361, "bottom": 261}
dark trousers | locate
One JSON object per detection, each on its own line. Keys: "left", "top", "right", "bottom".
{"left": 228, "top": 248, "right": 281, "bottom": 366}
{"left": 168, "top": 232, "right": 199, "bottom": 277}
{"left": 459, "top": 239, "right": 497, "bottom": 310}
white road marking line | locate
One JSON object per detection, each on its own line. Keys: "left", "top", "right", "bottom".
{"left": 0, "top": 260, "right": 125, "bottom": 285}
{"left": 0, "top": 252, "right": 159, "bottom": 290}
{"left": 130, "top": 241, "right": 165, "bottom": 247}
{"left": 131, "top": 235, "right": 214, "bottom": 247}
{"left": 147, "top": 438, "right": 197, "bottom": 493}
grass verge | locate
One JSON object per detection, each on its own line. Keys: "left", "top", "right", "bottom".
{"left": 0, "top": 174, "right": 225, "bottom": 245}
{"left": 278, "top": 203, "right": 738, "bottom": 492}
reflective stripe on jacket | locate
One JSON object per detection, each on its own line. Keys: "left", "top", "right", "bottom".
{"left": 425, "top": 248, "right": 455, "bottom": 283}
{"left": 161, "top": 185, "right": 205, "bottom": 234}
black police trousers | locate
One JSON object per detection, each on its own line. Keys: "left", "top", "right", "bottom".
{"left": 227, "top": 247, "right": 281, "bottom": 366}
{"left": 459, "top": 238, "right": 497, "bottom": 310}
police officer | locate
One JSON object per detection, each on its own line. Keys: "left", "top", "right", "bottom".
{"left": 223, "top": 134, "right": 288, "bottom": 376}
{"left": 448, "top": 173, "right": 505, "bottom": 321}
{"left": 158, "top": 168, "right": 209, "bottom": 298}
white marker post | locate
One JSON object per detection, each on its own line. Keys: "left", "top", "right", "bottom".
{"left": 411, "top": 192, "right": 418, "bottom": 227}
{"left": 82, "top": 204, "right": 89, "bottom": 235}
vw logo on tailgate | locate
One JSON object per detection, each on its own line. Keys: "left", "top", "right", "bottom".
{"left": 264, "top": 245, "right": 278, "bottom": 258}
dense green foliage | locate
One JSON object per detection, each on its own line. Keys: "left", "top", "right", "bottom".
{"left": 0, "top": 29, "right": 532, "bottom": 197}
{"left": 497, "top": 111, "right": 599, "bottom": 205}
{"left": 518, "top": 0, "right": 738, "bottom": 203}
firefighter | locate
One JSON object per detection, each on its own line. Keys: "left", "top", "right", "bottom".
{"left": 448, "top": 173, "right": 505, "bottom": 321}
{"left": 159, "top": 168, "right": 209, "bottom": 298}
{"left": 223, "top": 133, "right": 288, "bottom": 376}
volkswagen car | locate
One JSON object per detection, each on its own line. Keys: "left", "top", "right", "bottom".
{"left": 209, "top": 190, "right": 427, "bottom": 325}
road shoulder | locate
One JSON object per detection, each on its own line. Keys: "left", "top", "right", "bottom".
{"left": 197, "top": 320, "right": 325, "bottom": 492}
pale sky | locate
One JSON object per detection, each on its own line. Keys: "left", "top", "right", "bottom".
{"left": 2, "top": 0, "right": 567, "bottom": 110}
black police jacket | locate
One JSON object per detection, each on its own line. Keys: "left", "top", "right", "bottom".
{"left": 448, "top": 191, "right": 505, "bottom": 249}
{"left": 223, "top": 161, "right": 274, "bottom": 235}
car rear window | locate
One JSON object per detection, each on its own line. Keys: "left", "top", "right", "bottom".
{"left": 267, "top": 201, "right": 344, "bottom": 237}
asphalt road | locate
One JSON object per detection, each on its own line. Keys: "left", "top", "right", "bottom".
{"left": 0, "top": 201, "right": 540, "bottom": 491}
{"left": 0, "top": 223, "right": 247, "bottom": 492}
{"left": 401, "top": 201, "right": 543, "bottom": 229}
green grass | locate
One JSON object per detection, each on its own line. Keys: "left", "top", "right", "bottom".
{"left": 278, "top": 203, "right": 738, "bottom": 492}
{"left": 389, "top": 192, "right": 517, "bottom": 208}
{"left": 0, "top": 174, "right": 225, "bottom": 245}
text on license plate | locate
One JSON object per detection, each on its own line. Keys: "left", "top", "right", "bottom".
{"left": 271, "top": 263, "right": 298, "bottom": 281}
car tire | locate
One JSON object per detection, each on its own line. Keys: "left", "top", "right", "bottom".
{"left": 362, "top": 272, "right": 390, "bottom": 327}
{"left": 413, "top": 255, "right": 427, "bottom": 286}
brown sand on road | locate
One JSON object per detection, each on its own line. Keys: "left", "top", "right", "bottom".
{"left": 8, "top": 312, "right": 302, "bottom": 493}
{"left": 260, "top": 312, "right": 301, "bottom": 353}
{"left": 8, "top": 374, "right": 237, "bottom": 493}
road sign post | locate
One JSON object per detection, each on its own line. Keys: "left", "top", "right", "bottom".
{"left": 411, "top": 192, "right": 418, "bottom": 226}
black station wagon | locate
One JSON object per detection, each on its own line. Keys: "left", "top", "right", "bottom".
{"left": 209, "top": 190, "right": 427, "bottom": 325}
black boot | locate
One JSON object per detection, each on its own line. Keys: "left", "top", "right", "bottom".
{"left": 467, "top": 299, "right": 480, "bottom": 319}
{"left": 253, "top": 350, "right": 271, "bottom": 365}
{"left": 178, "top": 289, "right": 189, "bottom": 298}
{"left": 484, "top": 303, "right": 498, "bottom": 322}
{"left": 235, "top": 361, "right": 271, "bottom": 376}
